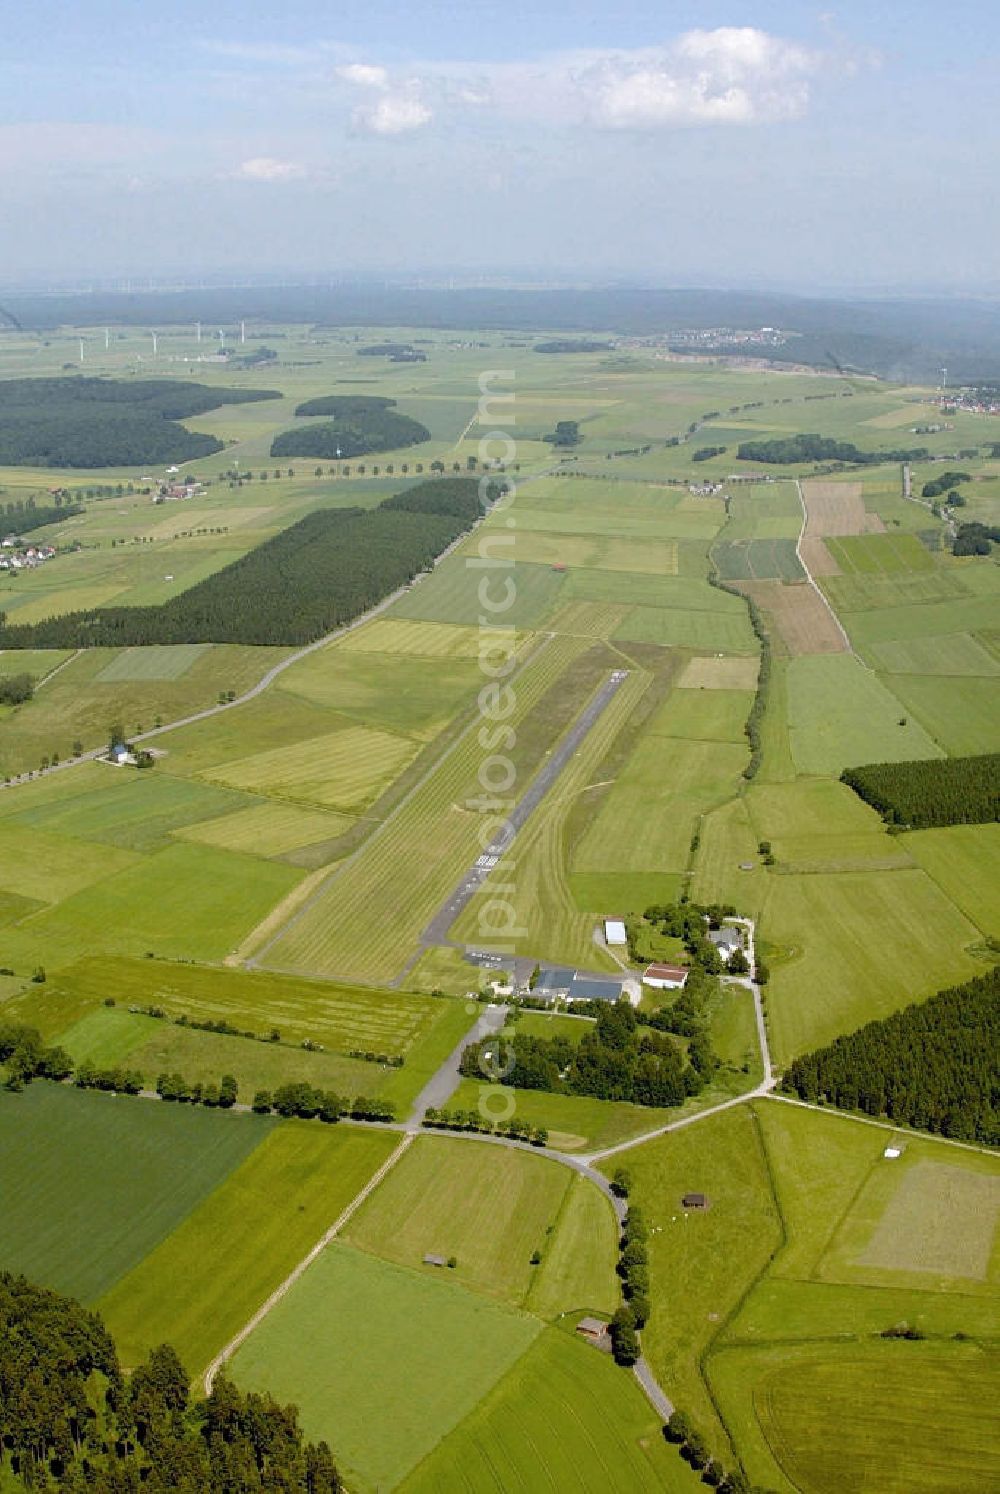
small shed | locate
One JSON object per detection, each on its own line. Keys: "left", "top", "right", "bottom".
{"left": 604, "top": 918, "right": 628, "bottom": 946}
{"left": 108, "top": 743, "right": 131, "bottom": 765}
{"left": 682, "top": 1193, "right": 709, "bottom": 1210}
{"left": 423, "top": 1253, "right": 448, "bottom": 1267}
{"left": 576, "top": 1317, "right": 611, "bottom": 1350}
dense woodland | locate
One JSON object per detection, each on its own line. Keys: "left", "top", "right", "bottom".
{"left": 271, "top": 396, "right": 430, "bottom": 459}
{"left": 735, "top": 433, "right": 927, "bottom": 465}
{"left": 0, "top": 479, "right": 488, "bottom": 649}
{"left": 0, "top": 378, "right": 277, "bottom": 467}
{"left": 781, "top": 966, "right": 1000, "bottom": 1143}
{"left": 841, "top": 754, "right": 999, "bottom": 828}
{"left": 460, "top": 1000, "right": 715, "bottom": 1108}
{"left": 0, "top": 1273, "right": 340, "bottom": 1491}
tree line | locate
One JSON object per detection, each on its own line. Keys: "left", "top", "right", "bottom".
{"left": 3, "top": 502, "right": 84, "bottom": 534}
{"left": 0, "top": 479, "right": 491, "bottom": 650}
{"left": 0, "top": 377, "right": 277, "bottom": 468}
{"left": 781, "top": 965, "right": 999, "bottom": 1143}
{"left": 841, "top": 753, "right": 999, "bottom": 828}
{"left": 0, "top": 1272, "right": 339, "bottom": 1491}
{"left": 736, "top": 434, "right": 928, "bottom": 465}
{"left": 459, "top": 1000, "right": 715, "bottom": 1109}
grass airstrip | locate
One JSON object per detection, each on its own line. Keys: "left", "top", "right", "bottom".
{"left": 1, "top": 329, "right": 998, "bottom": 1490}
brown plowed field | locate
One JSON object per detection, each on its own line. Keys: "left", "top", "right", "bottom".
{"left": 799, "top": 536, "right": 841, "bottom": 577}
{"left": 801, "top": 480, "right": 885, "bottom": 538}
{"left": 736, "top": 580, "right": 848, "bottom": 656}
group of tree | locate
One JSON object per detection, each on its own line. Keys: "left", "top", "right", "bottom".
{"left": 736, "top": 434, "right": 928, "bottom": 466}
{"left": 0, "top": 672, "right": 34, "bottom": 705}
{"left": 533, "top": 339, "right": 612, "bottom": 353}
{"left": 2, "top": 502, "right": 83, "bottom": 534}
{"left": 0, "top": 1022, "right": 72, "bottom": 1089}
{"left": 953, "top": 520, "right": 1000, "bottom": 556}
{"left": 692, "top": 445, "right": 726, "bottom": 461}
{"left": 543, "top": 420, "right": 581, "bottom": 447}
{"left": 841, "top": 752, "right": 999, "bottom": 829}
{"left": 356, "top": 342, "right": 425, "bottom": 361}
{"left": 0, "top": 377, "right": 278, "bottom": 467}
{"left": 781, "top": 965, "right": 999, "bottom": 1143}
{"left": 270, "top": 395, "right": 430, "bottom": 460}
{"left": 460, "top": 1000, "right": 713, "bottom": 1109}
{"left": 156, "top": 1072, "right": 239, "bottom": 1107}
{"left": 921, "top": 469, "right": 971, "bottom": 499}
{"left": 0, "top": 1272, "right": 340, "bottom": 1490}
{"left": 634, "top": 899, "right": 739, "bottom": 976}
{"left": 0, "top": 479, "right": 495, "bottom": 650}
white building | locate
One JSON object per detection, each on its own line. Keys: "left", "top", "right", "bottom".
{"left": 709, "top": 926, "right": 742, "bottom": 961}
{"left": 604, "top": 919, "right": 627, "bottom": 946}
{"left": 642, "top": 963, "right": 690, "bottom": 991}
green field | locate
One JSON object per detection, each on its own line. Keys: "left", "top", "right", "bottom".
{"left": 230, "top": 1241, "right": 541, "bottom": 1492}
{"left": 881, "top": 671, "right": 1000, "bottom": 755}
{"left": 344, "top": 1137, "right": 590, "bottom": 1309}
{"left": 713, "top": 537, "right": 804, "bottom": 581}
{"left": 11, "top": 841, "right": 302, "bottom": 964}
{"left": 784, "top": 653, "right": 942, "bottom": 774}
{"left": 0, "top": 1082, "right": 271, "bottom": 1301}
{"left": 903, "top": 823, "right": 1000, "bottom": 934}
{"left": 99, "top": 1123, "right": 396, "bottom": 1374}
{"left": 709, "top": 1341, "right": 1000, "bottom": 1494}
{"left": 761, "top": 866, "right": 981, "bottom": 1064}
{"left": 402, "top": 1326, "right": 698, "bottom": 1494}
{"left": 824, "top": 532, "right": 934, "bottom": 575}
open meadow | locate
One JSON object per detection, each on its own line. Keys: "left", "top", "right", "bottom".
{"left": 1, "top": 329, "right": 998, "bottom": 1490}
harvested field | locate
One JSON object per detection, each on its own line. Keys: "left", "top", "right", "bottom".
{"left": 678, "top": 654, "right": 759, "bottom": 690}
{"left": 799, "top": 536, "right": 840, "bottom": 577}
{"left": 801, "top": 480, "right": 884, "bottom": 538}
{"left": 737, "top": 581, "right": 847, "bottom": 656}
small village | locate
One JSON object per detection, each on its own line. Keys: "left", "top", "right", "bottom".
{"left": 0, "top": 538, "right": 57, "bottom": 571}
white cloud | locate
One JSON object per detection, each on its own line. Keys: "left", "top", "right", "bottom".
{"left": 354, "top": 95, "right": 433, "bottom": 135}
{"left": 581, "top": 29, "right": 818, "bottom": 128}
{"left": 234, "top": 156, "right": 307, "bottom": 181}
{"left": 337, "top": 62, "right": 389, "bottom": 90}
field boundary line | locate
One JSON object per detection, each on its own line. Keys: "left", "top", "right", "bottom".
{"left": 203, "top": 1131, "right": 414, "bottom": 1394}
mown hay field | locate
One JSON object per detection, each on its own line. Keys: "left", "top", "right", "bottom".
{"left": 230, "top": 1241, "right": 541, "bottom": 1494}
{"left": 0, "top": 1082, "right": 272, "bottom": 1302}
{"left": 99, "top": 1123, "right": 397, "bottom": 1375}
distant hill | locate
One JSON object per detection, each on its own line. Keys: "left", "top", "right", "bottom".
{"left": 4, "top": 286, "right": 1000, "bottom": 381}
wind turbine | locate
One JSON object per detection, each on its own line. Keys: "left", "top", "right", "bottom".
{"left": 104, "top": 328, "right": 110, "bottom": 351}
{"left": 79, "top": 338, "right": 85, "bottom": 364}
{"left": 240, "top": 320, "right": 246, "bottom": 344}
{"left": 151, "top": 331, "right": 158, "bottom": 357}
{"left": 940, "top": 367, "right": 948, "bottom": 391}
{"left": 196, "top": 321, "right": 202, "bottom": 343}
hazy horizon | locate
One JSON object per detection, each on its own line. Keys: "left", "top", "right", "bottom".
{"left": 3, "top": 1, "right": 998, "bottom": 290}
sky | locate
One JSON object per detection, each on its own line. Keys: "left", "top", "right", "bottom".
{"left": 1, "top": 1, "right": 998, "bottom": 291}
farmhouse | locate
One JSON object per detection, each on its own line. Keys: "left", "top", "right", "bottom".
{"left": 642, "top": 963, "right": 689, "bottom": 991}
{"left": 709, "top": 925, "right": 742, "bottom": 961}
{"left": 604, "top": 918, "right": 627, "bottom": 946}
